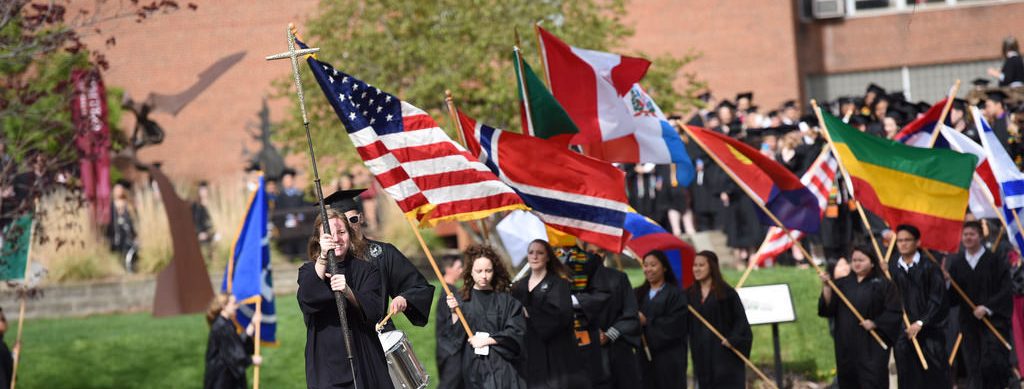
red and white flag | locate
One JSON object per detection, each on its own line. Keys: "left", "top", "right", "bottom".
{"left": 536, "top": 26, "right": 650, "bottom": 146}
{"left": 939, "top": 125, "right": 1001, "bottom": 219}
{"left": 751, "top": 150, "right": 837, "bottom": 266}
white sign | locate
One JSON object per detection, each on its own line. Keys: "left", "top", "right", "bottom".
{"left": 737, "top": 284, "right": 796, "bottom": 325}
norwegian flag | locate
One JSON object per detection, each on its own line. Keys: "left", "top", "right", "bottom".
{"left": 304, "top": 50, "right": 527, "bottom": 226}
{"left": 751, "top": 149, "right": 837, "bottom": 267}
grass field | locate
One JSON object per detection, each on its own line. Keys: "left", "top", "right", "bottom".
{"left": 13, "top": 266, "right": 833, "bottom": 388}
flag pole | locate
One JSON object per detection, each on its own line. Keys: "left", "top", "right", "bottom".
{"left": 926, "top": 80, "right": 961, "bottom": 148}
{"left": 265, "top": 23, "right": 359, "bottom": 389}
{"left": 813, "top": 100, "right": 930, "bottom": 368}
{"left": 949, "top": 333, "right": 963, "bottom": 367}
{"left": 687, "top": 306, "right": 778, "bottom": 389}
{"left": 252, "top": 295, "right": 262, "bottom": 389}
{"left": 680, "top": 125, "right": 889, "bottom": 350}
{"left": 532, "top": 22, "right": 551, "bottom": 89}
{"left": 922, "top": 249, "right": 1012, "bottom": 350}
{"left": 406, "top": 219, "right": 474, "bottom": 337}
{"left": 10, "top": 201, "right": 37, "bottom": 389}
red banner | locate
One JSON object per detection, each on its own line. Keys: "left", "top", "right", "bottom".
{"left": 70, "top": 70, "right": 111, "bottom": 225}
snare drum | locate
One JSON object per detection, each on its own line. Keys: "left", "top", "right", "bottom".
{"left": 379, "top": 330, "right": 429, "bottom": 389}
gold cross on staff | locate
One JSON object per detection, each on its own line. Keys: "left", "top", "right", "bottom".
{"left": 265, "top": 23, "right": 320, "bottom": 124}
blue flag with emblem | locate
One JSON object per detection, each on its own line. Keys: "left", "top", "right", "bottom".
{"left": 222, "top": 175, "right": 276, "bottom": 344}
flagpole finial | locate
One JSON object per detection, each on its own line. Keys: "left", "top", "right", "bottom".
{"left": 265, "top": 25, "right": 320, "bottom": 124}
{"left": 445, "top": 89, "right": 453, "bottom": 102}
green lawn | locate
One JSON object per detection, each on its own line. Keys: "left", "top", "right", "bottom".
{"left": 13, "top": 266, "right": 833, "bottom": 388}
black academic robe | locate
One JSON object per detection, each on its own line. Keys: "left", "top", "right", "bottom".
{"left": 636, "top": 284, "right": 688, "bottom": 389}
{"left": 817, "top": 273, "right": 900, "bottom": 389}
{"left": 946, "top": 249, "right": 1013, "bottom": 389}
{"left": 686, "top": 285, "right": 751, "bottom": 389}
{"left": 203, "top": 315, "right": 254, "bottom": 389}
{"left": 888, "top": 253, "right": 951, "bottom": 388}
{"left": 436, "top": 283, "right": 464, "bottom": 389}
{"left": 442, "top": 289, "right": 527, "bottom": 389}
{"left": 0, "top": 337, "right": 11, "bottom": 389}
{"left": 1000, "top": 54, "right": 1024, "bottom": 87}
{"left": 576, "top": 264, "right": 642, "bottom": 389}
{"left": 690, "top": 153, "right": 728, "bottom": 232}
{"left": 297, "top": 260, "right": 393, "bottom": 389}
{"left": 365, "top": 240, "right": 436, "bottom": 332}
{"left": 991, "top": 114, "right": 1012, "bottom": 154}
{"left": 511, "top": 273, "right": 583, "bottom": 389}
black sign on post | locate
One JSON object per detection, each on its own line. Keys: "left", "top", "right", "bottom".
{"left": 737, "top": 284, "right": 796, "bottom": 389}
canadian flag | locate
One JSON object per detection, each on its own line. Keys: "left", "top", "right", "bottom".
{"left": 536, "top": 26, "right": 651, "bottom": 146}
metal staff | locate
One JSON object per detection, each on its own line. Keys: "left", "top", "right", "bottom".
{"left": 265, "top": 24, "right": 359, "bottom": 389}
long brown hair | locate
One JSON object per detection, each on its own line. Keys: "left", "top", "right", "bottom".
{"left": 206, "top": 293, "right": 231, "bottom": 326}
{"left": 694, "top": 250, "right": 729, "bottom": 300}
{"left": 527, "top": 239, "right": 569, "bottom": 280}
{"left": 460, "top": 244, "right": 513, "bottom": 301}
{"left": 307, "top": 208, "right": 367, "bottom": 262}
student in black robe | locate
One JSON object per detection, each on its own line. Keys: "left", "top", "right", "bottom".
{"left": 511, "top": 239, "right": 585, "bottom": 389}
{"left": 888, "top": 224, "right": 951, "bottom": 388}
{"left": 435, "top": 254, "right": 465, "bottom": 389}
{"left": 327, "top": 189, "right": 436, "bottom": 332}
{"left": 635, "top": 250, "right": 688, "bottom": 389}
{"left": 570, "top": 243, "right": 643, "bottom": 389}
{"left": 443, "top": 244, "right": 527, "bottom": 389}
{"left": 0, "top": 308, "right": 15, "bottom": 389}
{"left": 297, "top": 209, "right": 392, "bottom": 389}
{"left": 686, "top": 250, "right": 751, "bottom": 389}
{"left": 204, "top": 294, "right": 260, "bottom": 389}
{"left": 946, "top": 221, "right": 1013, "bottom": 388}
{"left": 818, "top": 245, "right": 900, "bottom": 388}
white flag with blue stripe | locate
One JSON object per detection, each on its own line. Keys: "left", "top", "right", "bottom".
{"left": 973, "top": 107, "right": 1024, "bottom": 253}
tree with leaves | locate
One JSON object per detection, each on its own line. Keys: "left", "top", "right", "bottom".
{"left": 278, "top": 0, "right": 703, "bottom": 178}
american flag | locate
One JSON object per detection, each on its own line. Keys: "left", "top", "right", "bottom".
{"left": 751, "top": 149, "right": 837, "bottom": 267}
{"left": 305, "top": 53, "right": 527, "bottom": 226}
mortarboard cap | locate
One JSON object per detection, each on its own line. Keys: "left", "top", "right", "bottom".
{"left": 736, "top": 92, "right": 753, "bottom": 101}
{"left": 766, "top": 110, "right": 779, "bottom": 118}
{"left": 985, "top": 89, "right": 1009, "bottom": 103}
{"left": 717, "top": 100, "right": 736, "bottom": 110}
{"left": 914, "top": 101, "right": 931, "bottom": 113}
{"left": 849, "top": 115, "right": 871, "bottom": 126}
{"left": 747, "top": 105, "right": 759, "bottom": 113}
{"left": 782, "top": 100, "right": 798, "bottom": 109}
{"left": 697, "top": 91, "right": 712, "bottom": 102}
{"left": 316, "top": 188, "right": 367, "bottom": 213}
{"left": 837, "top": 96, "right": 855, "bottom": 105}
{"left": 866, "top": 83, "right": 886, "bottom": 96}
{"left": 972, "top": 78, "right": 992, "bottom": 87}
{"left": 887, "top": 91, "right": 906, "bottom": 102}
{"left": 282, "top": 167, "right": 297, "bottom": 177}
{"left": 952, "top": 98, "right": 967, "bottom": 111}
{"left": 800, "top": 114, "right": 819, "bottom": 127}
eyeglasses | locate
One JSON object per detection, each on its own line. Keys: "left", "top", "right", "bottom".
{"left": 347, "top": 214, "right": 362, "bottom": 225}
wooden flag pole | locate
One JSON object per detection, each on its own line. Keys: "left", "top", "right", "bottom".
{"left": 922, "top": 249, "right": 1012, "bottom": 350}
{"left": 926, "top": 80, "right": 961, "bottom": 149}
{"left": 253, "top": 296, "right": 262, "bottom": 389}
{"left": 814, "top": 100, "right": 929, "bottom": 369}
{"left": 679, "top": 124, "right": 889, "bottom": 350}
{"left": 993, "top": 225, "right": 1005, "bottom": 252}
{"left": 10, "top": 202, "right": 38, "bottom": 389}
{"left": 949, "top": 333, "right": 963, "bottom": 367}
{"left": 406, "top": 218, "right": 473, "bottom": 337}
{"left": 687, "top": 306, "right": 778, "bottom": 389}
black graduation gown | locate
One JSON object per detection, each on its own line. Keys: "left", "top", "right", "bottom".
{"left": 686, "top": 285, "right": 751, "bottom": 389}
{"left": 366, "top": 240, "right": 436, "bottom": 332}
{"left": 511, "top": 273, "right": 582, "bottom": 389}
{"left": 888, "top": 254, "right": 951, "bottom": 388}
{"left": 817, "top": 273, "right": 900, "bottom": 389}
{"left": 1000, "top": 54, "right": 1024, "bottom": 87}
{"left": 441, "top": 289, "right": 527, "bottom": 389}
{"left": 576, "top": 264, "right": 642, "bottom": 389}
{"left": 636, "top": 284, "right": 688, "bottom": 389}
{"left": 435, "top": 283, "right": 464, "bottom": 389}
{"left": 296, "top": 260, "right": 393, "bottom": 389}
{"left": 203, "top": 315, "right": 254, "bottom": 389}
{"left": 0, "top": 337, "right": 11, "bottom": 389}
{"left": 946, "top": 249, "right": 1013, "bottom": 389}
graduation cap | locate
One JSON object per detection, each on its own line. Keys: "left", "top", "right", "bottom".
{"left": 316, "top": 188, "right": 367, "bottom": 213}
{"left": 972, "top": 78, "right": 992, "bottom": 87}
{"left": 114, "top": 178, "right": 133, "bottom": 190}
{"left": 717, "top": 100, "right": 736, "bottom": 110}
{"left": 736, "top": 92, "right": 753, "bottom": 101}
{"left": 837, "top": 96, "right": 856, "bottom": 105}
{"left": 766, "top": 110, "right": 779, "bottom": 118}
{"left": 281, "top": 167, "right": 297, "bottom": 177}
{"left": 800, "top": 114, "right": 819, "bottom": 127}
{"left": 747, "top": 105, "right": 759, "bottom": 113}
{"left": 884, "top": 108, "right": 905, "bottom": 123}
{"left": 849, "top": 115, "right": 871, "bottom": 126}
{"left": 782, "top": 100, "right": 798, "bottom": 109}
{"left": 747, "top": 125, "right": 798, "bottom": 138}
{"left": 914, "top": 101, "right": 931, "bottom": 113}
{"left": 984, "top": 89, "right": 1009, "bottom": 104}
{"left": 866, "top": 83, "right": 886, "bottom": 96}
{"left": 887, "top": 91, "right": 906, "bottom": 102}
{"left": 952, "top": 98, "right": 968, "bottom": 111}
{"left": 244, "top": 161, "right": 261, "bottom": 173}
{"left": 697, "top": 91, "right": 712, "bottom": 102}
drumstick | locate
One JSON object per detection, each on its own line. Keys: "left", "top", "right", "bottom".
{"left": 375, "top": 309, "right": 397, "bottom": 333}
